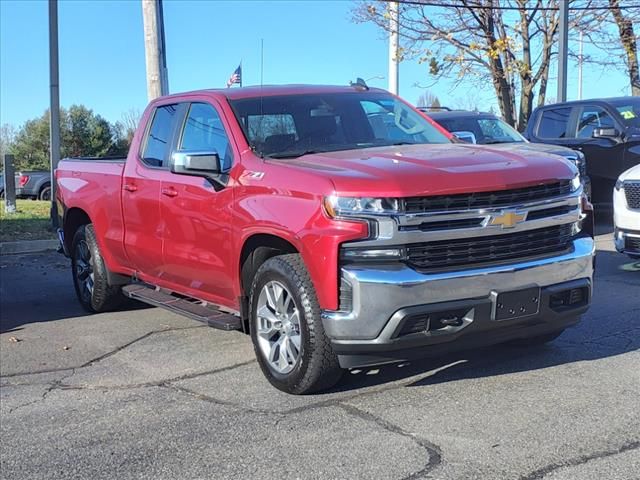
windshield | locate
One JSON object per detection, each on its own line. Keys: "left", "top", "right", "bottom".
{"left": 434, "top": 116, "right": 526, "bottom": 144}
{"left": 610, "top": 98, "right": 640, "bottom": 128}
{"left": 229, "top": 92, "right": 451, "bottom": 158}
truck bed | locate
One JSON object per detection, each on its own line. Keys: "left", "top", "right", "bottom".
{"left": 56, "top": 157, "right": 127, "bottom": 267}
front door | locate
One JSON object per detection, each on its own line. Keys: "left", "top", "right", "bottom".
{"left": 159, "top": 101, "right": 237, "bottom": 306}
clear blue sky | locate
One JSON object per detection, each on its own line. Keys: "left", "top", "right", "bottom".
{"left": 0, "top": 0, "right": 632, "bottom": 128}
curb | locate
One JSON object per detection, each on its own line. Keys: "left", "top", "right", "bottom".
{"left": 0, "top": 239, "right": 59, "bottom": 255}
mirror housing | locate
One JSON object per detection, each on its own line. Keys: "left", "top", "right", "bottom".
{"left": 453, "top": 131, "right": 477, "bottom": 144}
{"left": 592, "top": 127, "right": 620, "bottom": 140}
{"left": 171, "top": 151, "right": 221, "bottom": 178}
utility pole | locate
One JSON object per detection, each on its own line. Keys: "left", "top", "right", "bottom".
{"left": 388, "top": 1, "right": 399, "bottom": 95}
{"left": 578, "top": 31, "right": 584, "bottom": 100}
{"left": 557, "top": 0, "right": 569, "bottom": 102}
{"left": 142, "top": 0, "right": 169, "bottom": 100}
{"left": 49, "top": 0, "right": 60, "bottom": 227}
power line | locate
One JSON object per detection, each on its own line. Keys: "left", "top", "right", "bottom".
{"left": 378, "top": 0, "right": 640, "bottom": 11}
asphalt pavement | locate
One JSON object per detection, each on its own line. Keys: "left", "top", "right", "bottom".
{"left": 1, "top": 225, "right": 639, "bottom": 480}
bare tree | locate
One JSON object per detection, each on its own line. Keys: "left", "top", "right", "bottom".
{"left": 416, "top": 90, "right": 441, "bottom": 108}
{"left": 0, "top": 123, "right": 16, "bottom": 162}
{"left": 353, "top": 0, "right": 630, "bottom": 130}
{"left": 608, "top": 0, "right": 639, "bottom": 95}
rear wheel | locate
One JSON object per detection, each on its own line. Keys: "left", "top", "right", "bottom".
{"left": 249, "top": 254, "right": 342, "bottom": 394}
{"left": 71, "top": 224, "right": 123, "bottom": 312}
{"left": 38, "top": 184, "right": 51, "bottom": 201}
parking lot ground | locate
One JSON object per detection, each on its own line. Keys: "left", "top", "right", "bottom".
{"left": 1, "top": 227, "right": 639, "bottom": 480}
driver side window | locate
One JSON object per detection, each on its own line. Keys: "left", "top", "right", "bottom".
{"left": 577, "top": 106, "right": 615, "bottom": 139}
{"left": 180, "top": 102, "right": 233, "bottom": 171}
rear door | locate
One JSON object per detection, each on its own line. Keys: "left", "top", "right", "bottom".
{"left": 122, "top": 103, "right": 182, "bottom": 279}
{"left": 159, "top": 100, "right": 237, "bottom": 306}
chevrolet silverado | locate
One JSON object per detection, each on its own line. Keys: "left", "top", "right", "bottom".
{"left": 56, "top": 85, "right": 595, "bottom": 394}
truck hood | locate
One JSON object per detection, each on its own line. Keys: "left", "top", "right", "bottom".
{"left": 483, "top": 142, "right": 579, "bottom": 159}
{"left": 275, "top": 144, "right": 577, "bottom": 197}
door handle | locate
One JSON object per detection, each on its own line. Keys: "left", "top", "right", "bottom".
{"left": 123, "top": 184, "right": 137, "bottom": 192}
{"left": 161, "top": 187, "right": 178, "bottom": 198}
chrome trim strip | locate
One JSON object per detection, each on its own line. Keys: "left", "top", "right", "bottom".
{"left": 343, "top": 190, "right": 583, "bottom": 247}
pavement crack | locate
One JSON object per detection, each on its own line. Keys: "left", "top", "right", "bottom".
{"left": 161, "top": 383, "right": 273, "bottom": 416}
{"left": 518, "top": 439, "right": 640, "bottom": 480}
{"left": 338, "top": 403, "right": 443, "bottom": 480}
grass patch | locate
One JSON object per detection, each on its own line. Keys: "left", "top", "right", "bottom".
{"left": 0, "top": 200, "right": 55, "bottom": 242}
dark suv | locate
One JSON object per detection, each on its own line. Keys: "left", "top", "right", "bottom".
{"left": 424, "top": 109, "right": 589, "bottom": 195}
{"left": 525, "top": 97, "right": 640, "bottom": 205}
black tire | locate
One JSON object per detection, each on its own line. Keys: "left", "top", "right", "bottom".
{"left": 509, "top": 329, "right": 565, "bottom": 346}
{"left": 71, "top": 224, "right": 123, "bottom": 313}
{"left": 249, "top": 254, "right": 343, "bottom": 394}
{"left": 38, "top": 184, "right": 51, "bottom": 201}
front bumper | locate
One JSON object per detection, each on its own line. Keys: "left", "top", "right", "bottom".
{"left": 614, "top": 228, "right": 640, "bottom": 257}
{"left": 322, "top": 237, "right": 595, "bottom": 368}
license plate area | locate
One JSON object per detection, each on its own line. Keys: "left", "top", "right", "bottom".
{"left": 492, "top": 287, "right": 541, "bottom": 321}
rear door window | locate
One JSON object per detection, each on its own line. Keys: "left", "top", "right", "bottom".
{"left": 576, "top": 106, "right": 616, "bottom": 138}
{"left": 537, "top": 107, "right": 573, "bottom": 139}
{"left": 141, "top": 104, "right": 179, "bottom": 167}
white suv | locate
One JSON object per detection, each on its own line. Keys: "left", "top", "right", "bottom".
{"left": 614, "top": 165, "right": 640, "bottom": 258}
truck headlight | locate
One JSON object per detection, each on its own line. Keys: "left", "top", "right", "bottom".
{"left": 341, "top": 247, "right": 405, "bottom": 262}
{"left": 614, "top": 179, "right": 624, "bottom": 191}
{"left": 571, "top": 174, "right": 581, "bottom": 192}
{"left": 323, "top": 196, "right": 400, "bottom": 217}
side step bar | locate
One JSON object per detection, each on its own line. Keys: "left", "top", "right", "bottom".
{"left": 122, "top": 284, "right": 242, "bottom": 331}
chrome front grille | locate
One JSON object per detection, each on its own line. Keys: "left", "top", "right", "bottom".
{"left": 624, "top": 181, "right": 640, "bottom": 209}
{"left": 404, "top": 181, "right": 572, "bottom": 214}
{"left": 406, "top": 224, "right": 575, "bottom": 272}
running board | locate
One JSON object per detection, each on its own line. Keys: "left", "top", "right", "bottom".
{"left": 122, "top": 284, "right": 242, "bottom": 331}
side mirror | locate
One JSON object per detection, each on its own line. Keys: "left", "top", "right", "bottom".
{"left": 171, "top": 151, "right": 221, "bottom": 178}
{"left": 453, "top": 131, "right": 477, "bottom": 144}
{"left": 592, "top": 127, "right": 620, "bottom": 139}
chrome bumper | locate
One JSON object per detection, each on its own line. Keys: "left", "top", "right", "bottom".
{"left": 322, "top": 237, "right": 595, "bottom": 344}
{"left": 614, "top": 228, "right": 640, "bottom": 257}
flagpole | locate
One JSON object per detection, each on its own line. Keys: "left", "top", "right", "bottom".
{"left": 240, "top": 60, "right": 242, "bottom": 88}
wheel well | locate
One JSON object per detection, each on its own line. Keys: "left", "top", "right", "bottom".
{"left": 40, "top": 181, "right": 51, "bottom": 192}
{"left": 239, "top": 234, "right": 298, "bottom": 328}
{"left": 64, "top": 208, "right": 91, "bottom": 252}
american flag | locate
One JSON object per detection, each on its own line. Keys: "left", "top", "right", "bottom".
{"left": 226, "top": 64, "right": 242, "bottom": 88}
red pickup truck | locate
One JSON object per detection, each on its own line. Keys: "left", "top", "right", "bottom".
{"left": 56, "top": 85, "right": 595, "bottom": 394}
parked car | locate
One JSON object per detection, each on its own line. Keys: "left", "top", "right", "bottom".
{"left": 15, "top": 171, "right": 52, "bottom": 201}
{"left": 56, "top": 85, "right": 594, "bottom": 394}
{"left": 613, "top": 164, "right": 640, "bottom": 258}
{"left": 525, "top": 97, "right": 640, "bottom": 206}
{"left": 421, "top": 109, "right": 590, "bottom": 196}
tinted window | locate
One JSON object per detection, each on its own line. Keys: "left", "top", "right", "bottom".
{"left": 537, "top": 107, "right": 572, "bottom": 139}
{"left": 230, "top": 93, "right": 450, "bottom": 158}
{"left": 142, "top": 104, "right": 178, "bottom": 167}
{"left": 180, "top": 103, "right": 233, "bottom": 170}
{"left": 577, "top": 106, "right": 616, "bottom": 138}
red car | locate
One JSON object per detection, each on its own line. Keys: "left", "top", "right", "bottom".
{"left": 56, "top": 85, "right": 595, "bottom": 394}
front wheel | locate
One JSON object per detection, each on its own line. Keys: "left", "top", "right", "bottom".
{"left": 249, "top": 254, "right": 342, "bottom": 394}
{"left": 71, "top": 224, "right": 123, "bottom": 312}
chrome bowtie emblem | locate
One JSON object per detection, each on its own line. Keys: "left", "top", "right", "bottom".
{"left": 490, "top": 209, "right": 527, "bottom": 229}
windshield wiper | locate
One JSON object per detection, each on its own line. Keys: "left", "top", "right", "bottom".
{"left": 265, "top": 149, "right": 324, "bottom": 159}
{"left": 481, "top": 140, "right": 512, "bottom": 145}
